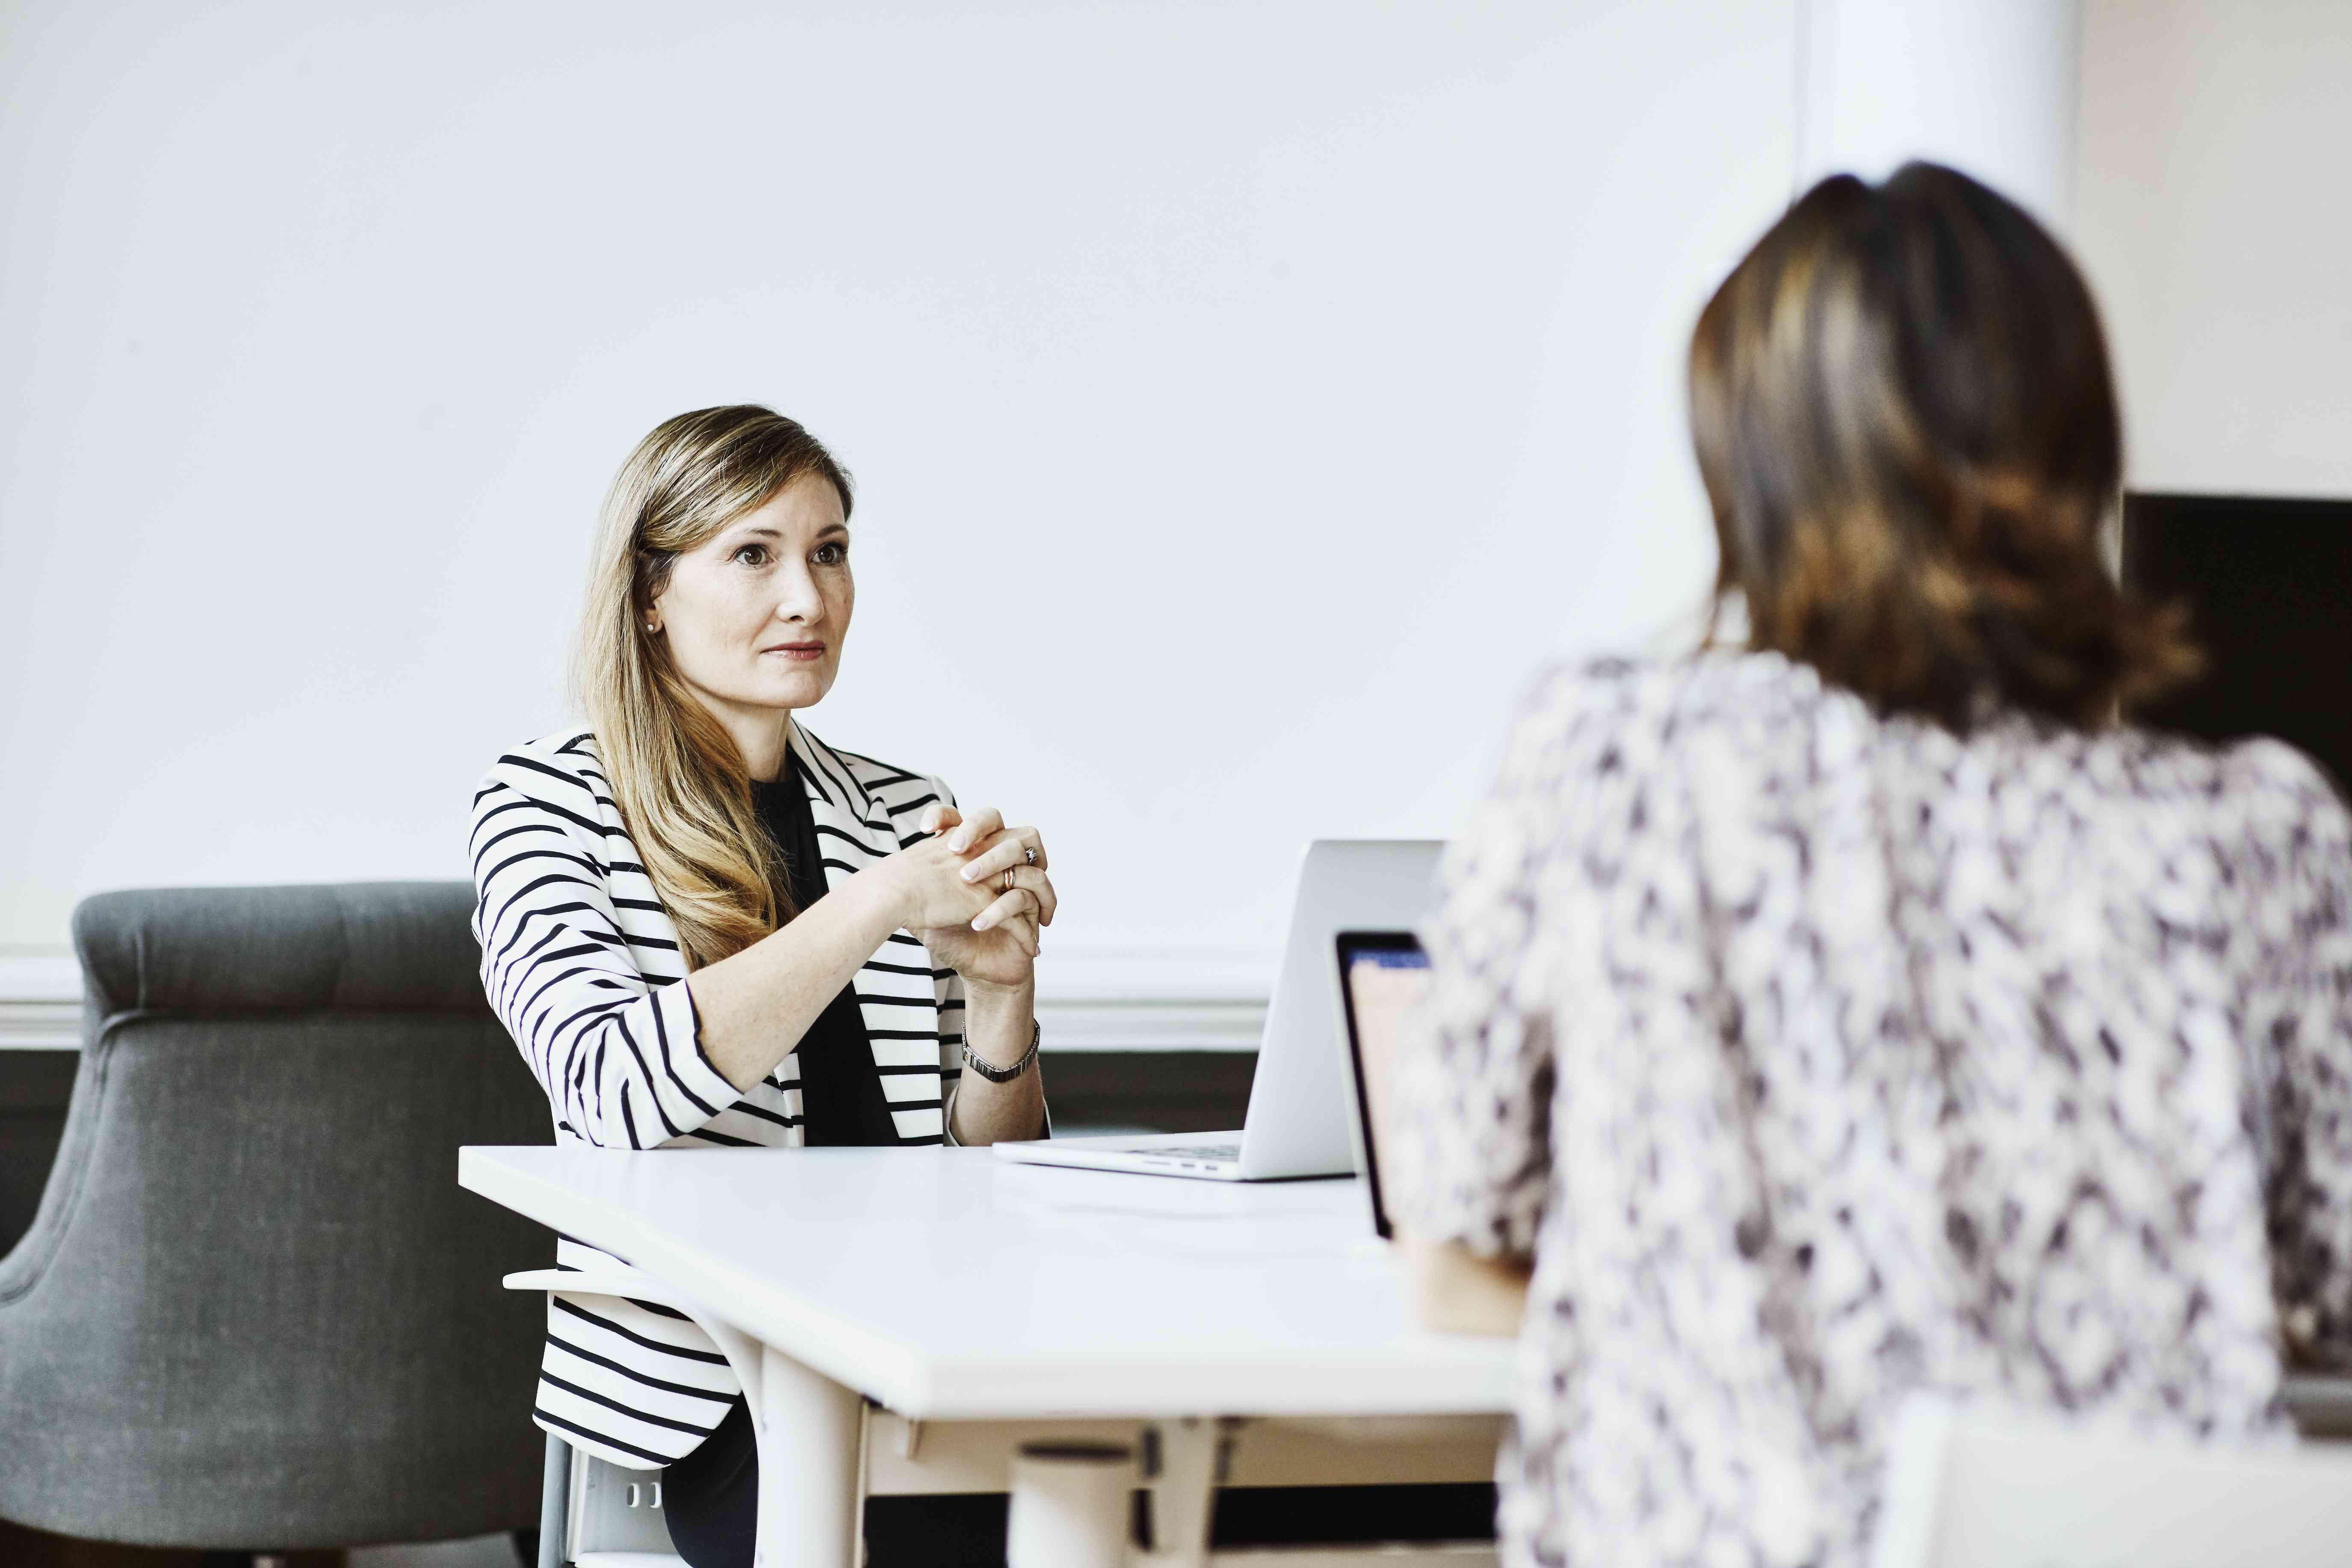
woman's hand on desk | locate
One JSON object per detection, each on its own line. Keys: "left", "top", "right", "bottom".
{"left": 1407, "top": 1238, "right": 1531, "bottom": 1337}
{"left": 904, "top": 803, "right": 1054, "bottom": 989}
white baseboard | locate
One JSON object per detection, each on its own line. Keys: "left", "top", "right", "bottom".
{"left": 0, "top": 948, "right": 1272, "bottom": 1054}
{"left": 1033, "top": 948, "right": 1273, "bottom": 1053}
{"left": 1035, "top": 997, "right": 1266, "bottom": 1052}
{"left": 0, "top": 953, "right": 79, "bottom": 1051}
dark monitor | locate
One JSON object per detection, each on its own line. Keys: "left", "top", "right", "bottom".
{"left": 1334, "top": 930, "right": 1430, "bottom": 1241}
{"left": 2122, "top": 492, "right": 2352, "bottom": 792}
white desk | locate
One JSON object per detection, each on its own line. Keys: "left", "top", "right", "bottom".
{"left": 458, "top": 1145, "right": 1513, "bottom": 1566}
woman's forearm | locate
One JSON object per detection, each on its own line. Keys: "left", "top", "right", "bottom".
{"left": 685, "top": 867, "right": 909, "bottom": 1092}
{"left": 1408, "top": 1238, "right": 1532, "bottom": 1336}
{"left": 949, "top": 979, "right": 1047, "bottom": 1144}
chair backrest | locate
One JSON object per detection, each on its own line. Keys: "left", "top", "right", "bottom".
{"left": 0, "top": 883, "right": 550, "bottom": 1550}
{"left": 1872, "top": 1393, "right": 2352, "bottom": 1568}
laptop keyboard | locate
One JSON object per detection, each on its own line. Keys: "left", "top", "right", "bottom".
{"left": 1146, "top": 1142, "right": 1242, "bottom": 1162}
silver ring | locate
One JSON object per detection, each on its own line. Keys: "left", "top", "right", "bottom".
{"left": 1023, "top": 846, "right": 1038, "bottom": 867}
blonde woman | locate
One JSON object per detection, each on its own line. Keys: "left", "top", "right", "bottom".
{"left": 469, "top": 405, "right": 1053, "bottom": 1566}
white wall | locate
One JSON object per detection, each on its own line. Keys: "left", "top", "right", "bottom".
{"left": 0, "top": 0, "right": 1797, "bottom": 985}
{"left": 1799, "top": 0, "right": 2083, "bottom": 228}
{"left": 2073, "top": 0, "right": 2352, "bottom": 499}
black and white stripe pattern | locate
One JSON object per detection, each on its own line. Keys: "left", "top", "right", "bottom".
{"left": 469, "top": 718, "right": 969, "bottom": 1467}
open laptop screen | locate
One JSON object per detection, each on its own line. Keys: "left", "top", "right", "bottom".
{"left": 1334, "top": 930, "right": 1430, "bottom": 1240}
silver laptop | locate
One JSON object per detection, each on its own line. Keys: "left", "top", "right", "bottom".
{"left": 992, "top": 839, "right": 1443, "bottom": 1181}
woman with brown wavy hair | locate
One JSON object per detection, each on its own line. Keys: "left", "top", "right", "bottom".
{"left": 468, "top": 405, "right": 1053, "bottom": 1565}
{"left": 1396, "top": 164, "right": 2352, "bottom": 1567}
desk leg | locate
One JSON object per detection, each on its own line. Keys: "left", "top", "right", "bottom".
{"left": 1145, "top": 1420, "right": 1224, "bottom": 1568}
{"left": 755, "top": 1342, "right": 863, "bottom": 1568}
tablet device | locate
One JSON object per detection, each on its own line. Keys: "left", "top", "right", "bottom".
{"left": 1333, "top": 930, "right": 1431, "bottom": 1240}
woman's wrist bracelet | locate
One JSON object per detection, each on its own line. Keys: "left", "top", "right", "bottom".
{"left": 963, "top": 1019, "right": 1040, "bottom": 1084}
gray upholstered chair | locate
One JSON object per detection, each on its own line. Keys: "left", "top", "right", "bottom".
{"left": 0, "top": 882, "right": 550, "bottom": 1553}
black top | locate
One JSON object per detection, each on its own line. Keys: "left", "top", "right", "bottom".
{"left": 749, "top": 751, "right": 904, "bottom": 1147}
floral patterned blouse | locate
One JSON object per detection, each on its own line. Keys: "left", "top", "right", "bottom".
{"left": 1394, "top": 652, "right": 2352, "bottom": 1568}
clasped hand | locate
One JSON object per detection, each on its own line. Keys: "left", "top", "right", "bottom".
{"left": 884, "top": 803, "right": 1055, "bottom": 991}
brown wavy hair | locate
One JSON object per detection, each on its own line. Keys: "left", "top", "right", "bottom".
{"left": 1688, "top": 162, "right": 2196, "bottom": 730}
{"left": 574, "top": 406, "right": 854, "bottom": 969}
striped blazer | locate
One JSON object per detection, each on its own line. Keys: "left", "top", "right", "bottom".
{"left": 468, "top": 718, "right": 977, "bottom": 1468}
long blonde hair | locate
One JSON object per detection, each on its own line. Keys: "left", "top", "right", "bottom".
{"left": 575, "top": 405, "right": 855, "bottom": 970}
